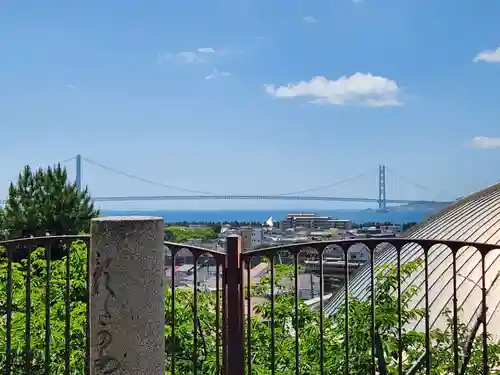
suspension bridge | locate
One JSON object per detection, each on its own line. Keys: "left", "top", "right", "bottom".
{"left": 52, "top": 155, "right": 455, "bottom": 211}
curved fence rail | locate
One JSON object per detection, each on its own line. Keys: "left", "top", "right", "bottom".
{"left": 164, "top": 241, "right": 226, "bottom": 375}
{"left": 3, "top": 235, "right": 500, "bottom": 374}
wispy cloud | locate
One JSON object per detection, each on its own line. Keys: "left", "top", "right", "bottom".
{"left": 158, "top": 47, "right": 219, "bottom": 64}
{"left": 197, "top": 47, "right": 216, "bottom": 54}
{"left": 205, "top": 69, "right": 232, "bottom": 80}
{"left": 473, "top": 47, "right": 500, "bottom": 63}
{"left": 264, "top": 73, "right": 403, "bottom": 107}
{"left": 469, "top": 136, "right": 500, "bottom": 149}
{"left": 352, "top": 0, "right": 363, "bottom": 4}
{"left": 302, "top": 16, "right": 318, "bottom": 23}
{"left": 66, "top": 84, "right": 77, "bottom": 92}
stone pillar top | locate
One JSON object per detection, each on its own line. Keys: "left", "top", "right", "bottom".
{"left": 92, "top": 216, "right": 163, "bottom": 222}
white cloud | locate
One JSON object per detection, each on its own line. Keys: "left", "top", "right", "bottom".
{"left": 205, "top": 69, "right": 232, "bottom": 80}
{"left": 158, "top": 47, "right": 219, "bottom": 64}
{"left": 352, "top": 0, "right": 363, "bottom": 3}
{"left": 302, "top": 16, "right": 318, "bottom": 23}
{"left": 469, "top": 136, "right": 500, "bottom": 149}
{"left": 264, "top": 73, "right": 402, "bottom": 107}
{"left": 197, "top": 47, "right": 216, "bottom": 53}
{"left": 473, "top": 47, "right": 500, "bottom": 63}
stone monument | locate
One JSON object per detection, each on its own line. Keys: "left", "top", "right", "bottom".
{"left": 89, "top": 216, "right": 165, "bottom": 375}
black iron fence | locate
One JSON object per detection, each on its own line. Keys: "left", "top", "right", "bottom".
{"left": 2, "top": 235, "right": 499, "bottom": 374}
{"left": 0, "top": 235, "right": 90, "bottom": 375}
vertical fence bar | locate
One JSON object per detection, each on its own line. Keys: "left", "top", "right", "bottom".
{"left": 344, "top": 246, "right": 349, "bottom": 375}
{"left": 319, "top": 249, "right": 325, "bottom": 375}
{"left": 222, "top": 264, "right": 227, "bottom": 375}
{"left": 65, "top": 241, "right": 71, "bottom": 375}
{"left": 193, "top": 255, "right": 199, "bottom": 375}
{"left": 45, "top": 241, "right": 52, "bottom": 375}
{"left": 294, "top": 253, "right": 300, "bottom": 375}
{"left": 270, "top": 256, "right": 276, "bottom": 375}
{"left": 5, "top": 244, "right": 13, "bottom": 375}
{"left": 452, "top": 250, "right": 459, "bottom": 375}
{"left": 25, "top": 245, "right": 32, "bottom": 374}
{"left": 370, "top": 247, "right": 376, "bottom": 375}
{"left": 424, "top": 248, "right": 431, "bottom": 375}
{"left": 85, "top": 239, "right": 90, "bottom": 375}
{"left": 481, "top": 254, "right": 489, "bottom": 375}
{"left": 226, "top": 235, "right": 244, "bottom": 375}
{"left": 171, "top": 250, "right": 177, "bottom": 375}
{"left": 397, "top": 248, "right": 402, "bottom": 375}
{"left": 240, "top": 255, "right": 245, "bottom": 366}
{"left": 246, "top": 260, "right": 252, "bottom": 375}
{"left": 216, "top": 261, "right": 221, "bottom": 375}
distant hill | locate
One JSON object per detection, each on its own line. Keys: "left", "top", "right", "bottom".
{"left": 388, "top": 201, "right": 452, "bottom": 212}
{"left": 362, "top": 201, "right": 452, "bottom": 213}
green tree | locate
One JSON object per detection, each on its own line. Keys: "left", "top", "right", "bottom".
{"left": 1, "top": 164, "right": 99, "bottom": 239}
{"left": 211, "top": 223, "right": 222, "bottom": 235}
{"left": 165, "top": 226, "right": 217, "bottom": 243}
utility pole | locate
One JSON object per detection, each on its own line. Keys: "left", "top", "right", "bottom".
{"left": 378, "top": 164, "right": 387, "bottom": 212}
{"left": 76, "top": 154, "right": 82, "bottom": 190}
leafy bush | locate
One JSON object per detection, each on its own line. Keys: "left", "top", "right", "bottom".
{"left": 1, "top": 243, "right": 500, "bottom": 374}
{"left": 164, "top": 226, "right": 217, "bottom": 243}
{"left": 0, "top": 241, "right": 88, "bottom": 374}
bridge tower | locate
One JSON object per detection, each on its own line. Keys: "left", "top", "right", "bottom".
{"left": 76, "top": 154, "right": 82, "bottom": 190}
{"left": 378, "top": 164, "right": 387, "bottom": 212}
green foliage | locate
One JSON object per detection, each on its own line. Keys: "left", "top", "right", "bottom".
{"left": 0, "top": 241, "right": 88, "bottom": 374}
{"left": 2, "top": 246, "right": 500, "bottom": 374}
{"left": 1, "top": 164, "right": 98, "bottom": 239}
{"left": 165, "top": 226, "right": 217, "bottom": 243}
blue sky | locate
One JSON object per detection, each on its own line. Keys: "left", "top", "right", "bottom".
{"left": 1, "top": 0, "right": 500, "bottom": 210}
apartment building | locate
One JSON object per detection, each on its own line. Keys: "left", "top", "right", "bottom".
{"left": 281, "top": 213, "right": 352, "bottom": 231}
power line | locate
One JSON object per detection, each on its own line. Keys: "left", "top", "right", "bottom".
{"left": 83, "top": 157, "right": 215, "bottom": 195}
{"left": 278, "top": 170, "right": 375, "bottom": 196}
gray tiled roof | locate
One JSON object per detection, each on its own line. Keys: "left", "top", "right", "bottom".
{"left": 324, "top": 182, "right": 500, "bottom": 336}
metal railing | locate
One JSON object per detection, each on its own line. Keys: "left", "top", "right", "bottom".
{"left": 0, "top": 235, "right": 90, "bottom": 375}
{"left": 163, "top": 237, "right": 500, "bottom": 375}
{"left": 2, "top": 235, "right": 500, "bottom": 374}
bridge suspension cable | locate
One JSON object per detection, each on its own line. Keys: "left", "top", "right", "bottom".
{"left": 56, "top": 156, "right": 77, "bottom": 165}
{"left": 278, "top": 169, "right": 376, "bottom": 196}
{"left": 385, "top": 167, "right": 434, "bottom": 193}
{"left": 83, "top": 157, "right": 216, "bottom": 195}
{"left": 386, "top": 166, "right": 452, "bottom": 199}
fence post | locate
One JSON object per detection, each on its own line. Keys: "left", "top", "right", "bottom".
{"left": 89, "top": 216, "right": 165, "bottom": 375}
{"left": 225, "top": 235, "right": 245, "bottom": 375}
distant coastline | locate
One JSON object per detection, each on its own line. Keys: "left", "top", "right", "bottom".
{"left": 388, "top": 201, "right": 451, "bottom": 212}
{"left": 100, "top": 208, "right": 441, "bottom": 225}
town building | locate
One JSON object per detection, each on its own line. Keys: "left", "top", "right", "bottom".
{"left": 330, "top": 220, "right": 353, "bottom": 230}
{"left": 251, "top": 228, "right": 264, "bottom": 248}
{"left": 239, "top": 227, "right": 253, "bottom": 250}
{"left": 281, "top": 213, "right": 352, "bottom": 231}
